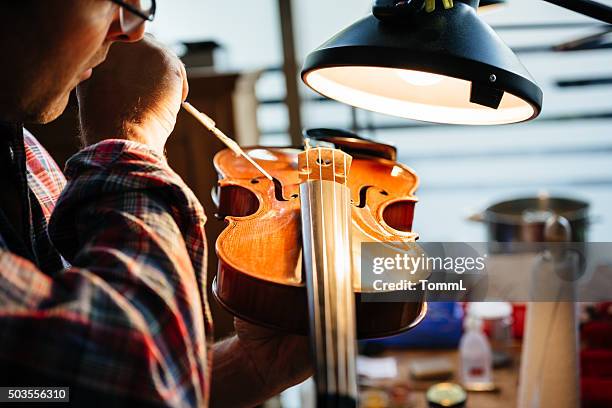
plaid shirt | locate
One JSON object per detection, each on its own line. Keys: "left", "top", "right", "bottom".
{"left": 0, "top": 124, "right": 212, "bottom": 407}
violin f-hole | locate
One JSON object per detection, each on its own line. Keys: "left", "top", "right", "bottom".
{"left": 217, "top": 185, "right": 260, "bottom": 218}
{"left": 355, "top": 185, "right": 373, "bottom": 208}
{"left": 273, "top": 177, "right": 291, "bottom": 202}
{"left": 382, "top": 200, "right": 417, "bottom": 232}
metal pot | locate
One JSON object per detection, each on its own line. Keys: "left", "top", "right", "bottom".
{"left": 469, "top": 195, "right": 590, "bottom": 243}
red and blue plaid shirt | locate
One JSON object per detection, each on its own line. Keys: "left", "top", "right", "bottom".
{"left": 0, "top": 124, "right": 212, "bottom": 407}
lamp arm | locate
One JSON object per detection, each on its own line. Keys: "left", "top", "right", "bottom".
{"left": 542, "top": 0, "right": 612, "bottom": 24}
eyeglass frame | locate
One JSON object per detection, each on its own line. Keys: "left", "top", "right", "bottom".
{"left": 110, "top": 0, "right": 157, "bottom": 23}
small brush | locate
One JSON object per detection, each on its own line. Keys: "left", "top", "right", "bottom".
{"left": 182, "top": 101, "right": 273, "bottom": 181}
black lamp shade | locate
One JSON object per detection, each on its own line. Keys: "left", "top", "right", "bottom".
{"left": 479, "top": 0, "right": 507, "bottom": 8}
{"left": 478, "top": 0, "right": 507, "bottom": 14}
{"left": 301, "top": 1, "right": 542, "bottom": 125}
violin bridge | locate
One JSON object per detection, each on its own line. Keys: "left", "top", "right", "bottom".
{"left": 298, "top": 147, "right": 353, "bottom": 184}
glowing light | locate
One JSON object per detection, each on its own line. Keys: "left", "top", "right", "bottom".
{"left": 304, "top": 66, "right": 535, "bottom": 125}
{"left": 396, "top": 70, "right": 444, "bottom": 86}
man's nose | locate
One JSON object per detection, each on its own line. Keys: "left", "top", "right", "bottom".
{"left": 106, "top": 9, "right": 146, "bottom": 43}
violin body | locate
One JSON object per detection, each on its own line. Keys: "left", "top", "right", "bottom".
{"left": 213, "top": 142, "right": 427, "bottom": 339}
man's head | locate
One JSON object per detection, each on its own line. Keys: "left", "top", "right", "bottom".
{"left": 0, "top": 0, "right": 145, "bottom": 124}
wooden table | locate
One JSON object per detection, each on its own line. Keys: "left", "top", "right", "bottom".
{"left": 375, "top": 346, "right": 521, "bottom": 407}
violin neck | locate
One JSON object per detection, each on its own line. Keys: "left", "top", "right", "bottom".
{"left": 300, "top": 177, "right": 358, "bottom": 407}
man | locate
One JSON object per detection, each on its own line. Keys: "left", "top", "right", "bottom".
{"left": 0, "top": 1, "right": 309, "bottom": 407}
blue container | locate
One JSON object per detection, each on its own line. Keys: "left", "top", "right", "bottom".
{"left": 363, "top": 302, "right": 464, "bottom": 349}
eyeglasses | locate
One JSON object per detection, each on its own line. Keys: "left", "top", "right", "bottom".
{"left": 110, "top": 0, "right": 156, "bottom": 33}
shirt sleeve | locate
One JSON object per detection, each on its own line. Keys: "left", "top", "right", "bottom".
{"left": 0, "top": 140, "right": 211, "bottom": 408}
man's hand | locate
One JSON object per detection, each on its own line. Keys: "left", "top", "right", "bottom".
{"left": 211, "top": 318, "right": 313, "bottom": 407}
{"left": 234, "top": 318, "right": 313, "bottom": 394}
{"left": 77, "top": 35, "right": 188, "bottom": 156}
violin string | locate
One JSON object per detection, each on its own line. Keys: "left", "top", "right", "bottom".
{"left": 306, "top": 148, "right": 324, "bottom": 389}
{"left": 307, "top": 147, "right": 326, "bottom": 391}
{"left": 318, "top": 147, "right": 335, "bottom": 395}
{"left": 347, "top": 157, "right": 357, "bottom": 398}
{"left": 332, "top": 149, "right": 339, "bottom": 396}
{"left": 332, "top": 149, "right": 346, "bottom": 398}
{"left": 342, "top": 154, "right": 355, "bottom": 396}
{"left": 305, "top": 144, "right": 310, "bottom": 177}
{"left": 342, "top": 152, "right": 354, "bottom": 398}
{"left": 341, "top": 154, "right": 348, "bottom": 397}
{"left": 306, "top": 144, "right": 328, "bottom": 389}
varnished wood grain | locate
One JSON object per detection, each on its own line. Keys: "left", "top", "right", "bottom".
{"left": 213, "top": 146, "right": 427, "bottom": 338}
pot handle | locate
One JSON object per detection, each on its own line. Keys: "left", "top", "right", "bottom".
{"left": 466, "top": 211, "right": 485, "bottom": 222}
{"left": 586, "top": 215, "right": 602, "bottom": 225}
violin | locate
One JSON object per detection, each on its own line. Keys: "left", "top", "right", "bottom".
{"left": 212, "top": 129, "right": 427, "bottom": 406}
